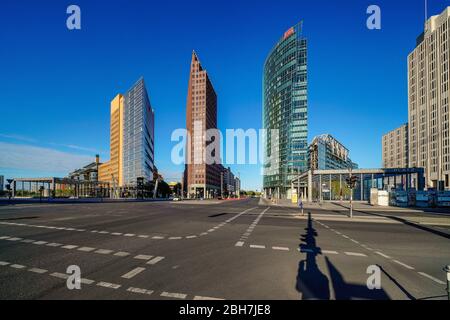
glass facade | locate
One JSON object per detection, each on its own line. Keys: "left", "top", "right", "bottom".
{"left": 308, "top": 134, "right": 358, "bottom": 171}
{"left": 263, "top": 23, "right": 308, "bottom": 198}
{"left": 123, "top": 78, "right": 155, "bottom": 185}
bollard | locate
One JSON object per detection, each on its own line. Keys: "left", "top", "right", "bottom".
{"left": 444, "top": 265, "right": 450, "bottom": 300}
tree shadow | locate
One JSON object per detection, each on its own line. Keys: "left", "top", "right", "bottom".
{"left": 296, "top": 212, "right": 391, "bottom": 300}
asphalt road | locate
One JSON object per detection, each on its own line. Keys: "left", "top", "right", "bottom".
{"left": 0, "top": 198, "right": 449, "bottom": 300}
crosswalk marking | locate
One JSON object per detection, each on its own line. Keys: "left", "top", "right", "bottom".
{"left": 161, "top": 291, "right": 186, "bottom": 299}
{"left": 134, "top": 254, "right": 153, "bottom": 260}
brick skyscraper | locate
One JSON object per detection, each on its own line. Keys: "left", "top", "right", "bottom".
{"left": 184, "top": 51, "right": 222, "bottom": 198}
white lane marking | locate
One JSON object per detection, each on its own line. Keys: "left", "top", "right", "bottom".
{"left": 322, "top": 250, "right": 339, "bottom": 255}
{"left": 134, "top": 254, "right": 153, "bottom": 261}
{"left": 78, "top": 247, "right": 96, "bottom": 252}
{"left": 0, "top": 236, "right": 10, "bottom": 240}
{"left": 121, "top": 267, "right": 146, "bottom": 279}
{"left": 127, "top": 287, "right": 154, "bottom": 295}
{"left": 272, "top": 246, "right": 290, "bottom": 251}
{"left": 97, "top": 282, "right": 121, "bottom": 289}
{"left": 375, "top": 251, "right": 391, "bottom": 259}
{"left": 193, "top": 296, "right": 224, "bottom": 300}
{"left": 111, "top": 232, "right": 123, "bottom": 236}
{"left": 235, "top": 241, "right": 244, "bottom": 247}
{"left": 10, "top": 264, "right": 26, "bottom": 269}
{"left": 344, "top": 252, "right": 367, "bottom": 257}
{"left": 146, "top": 256, "right": 165, "bottom": 265}
{"left": 95, "top": 249, "right": 113, "bottom": 255}
{"left": 250, "top": 245, "right": 266, "bottom": 249}
{"left": 350, "top": 239, "right": 359, "bottom": 244}
{"left": 28, "top": 268, "right": 47, "bottom": 274}
{"left": 138, "top": 235, "right": 149, "bottom": 238}
{"left": 342, "top": 235, "right": 350, "bottom": 239}
{"left": 169, "top": 237, "right": 182, "bottom": 240}
{"left": 46, "top": 243, "right": 62, "bottom": 247}
{"left": 417, "top": 272, "right": 446, "bottom": 285}
{"left": 200, "top": 232, "right": 208, "bottom": 236}
{"left": 124, "top": 234, "right": 135, "bottom": 237}
{"left": 7, "top": 237, "right": 23, "bottom": 241}
{"left": 152, "top": 236, "right": 165, "bottom": 240}
{"left": 98, "top": 231, "right": 109, "bottom": 234}
{"left": 186, "top": 235, "right": 197, "bottom": 239}
{"left": 207, "top": 229, "right": 215, "bottom": 232}
{"left": 393, "top": 260, "right": 415, "bottom": 270}
{"left": 50, "top": 272, "right": 69, "bottom": 279}
{"left": 22, "top": 239, "right": 36, "bottom": 243}
{"left": 33, "top": 241, "right": 48, "bottom": 245}
{"left": 0, "top": 261, "right": 10, "bottom": 266}
{"left": 113, "top": 251, "right": 130, "bottom": 257}
{"left": 81, "top": 278, "right": 95, "bottom": 285}
{"left": 62, "top": 245, "right": 78, "bottom": 250}
{"left": 161, "top": 292, "right": 186, "bottom": 299}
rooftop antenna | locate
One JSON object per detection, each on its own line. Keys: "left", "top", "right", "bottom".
{"left": 425, "top": 0, "right": 428, "bottom": 23}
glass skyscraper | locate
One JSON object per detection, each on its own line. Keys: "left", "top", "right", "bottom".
{"left": 263, "top": 23, "right": 308, "bottom": 199}
{"left": 98, "top": 77, "right": 155, "bottom": 188}
{"left": 123, "top": 78, "right": 155, "bottom": 185}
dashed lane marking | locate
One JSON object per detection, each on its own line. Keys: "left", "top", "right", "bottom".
{"left": 272, "top": 246, "right": 290, "bottom": 251}
{"left": 161, "top": 291, "right": 187, "bottom": 299}
{"left": 114, "top": 251, "right": 130, "bottom": 257}
{"left": 146, "top": 256, "right": 165, "bottom": 265}
{"left": 0, "top": 259, "right": 223, "bottom": 300}
{"left": 28, "top": 268, "right": 47, "bottom": 274}
{"left": 235, "top": 241, "right": 244, "bottom": 247}
{"left": 417, "top": 272, "right": 446, "bottom": 285}
{"left": 193, "top": 296, "right": 225, "bottom": 300}
{"left": 121, "top": 267, "right": 146, "bottom": 279}
{"left": 321, "top": 250, "right": 339, "bottom": 255}
{"left": 249, "top": 245, "right": 266, "bottom": 249}
{"left": 375, "top": 251, "right": 391, "bottom": 259}
{"left": 94, "top": 249, "right": 114, "bottom": 255}
{"left": 78, "top": 247, "right": 96, "bottom": 252}
{"left": 50, "top": 272, "right": 69, "bottom": 279}
{"left": 344, "top": 252, "right": 367, "bottom": 257}
{"left": 393, "top": 260, "right": 415, "bottom": 270}
{"left": 134, "top": 254, "right": 153, "bottom": 261}
{"left": 61, "top": 245, "right": 78, "bottom": 250}
{"left": 127, "top": 287, "right": 154, "bottom": 296}
{"left": 97, "top": 282, "right": 121, "bottom": 289}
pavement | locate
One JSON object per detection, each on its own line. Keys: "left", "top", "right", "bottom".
{"left": 0, "top": 198, "right": 449, "bottom": 300}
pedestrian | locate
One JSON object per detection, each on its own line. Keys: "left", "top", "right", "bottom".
{"left": 298, "top": 198, "right": 304, "bottom": 216}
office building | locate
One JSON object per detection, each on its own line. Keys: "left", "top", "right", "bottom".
{"left": 382, "top": 124, "right": 409, "bottom": 169}
{"left": 309, "top": 134, "right": 357, "bottom": 171}
{"left": 99, "top": 78, "right": 155, "bottom": 187}
{"left": 69, "top": 155, "right": 102, "bottom": 181}
{"left": 263, "top": 23, "right": 308, "bottom": 199}
{"left": 408, "top": 7, "right": 450, "bottom": 189}
{"left": 184, "top": 51, "right": 222, "bottom": 198}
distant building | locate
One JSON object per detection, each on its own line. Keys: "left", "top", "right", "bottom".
{"left": 69, "top": 155, "right": 102, "bottom": 181}
{"left": 99, "top": 78, "right": 155, "bottom": 187}
{"left": 382, "top": 124, "right": 409, "bottom": 169}
{"left": 0, "top": 175, "right": 4, "bottom": 191}
{"left": 308, "top": 134, "right": 357, "bottom": 171}
{"left": 184, "top": 51, "right": 222, "bottom": 198}
{"left": 263, "top": 23, "right": 308, "bottom": 199}
{"left": 408, "top": 7, "right": 450, "bottom": 189}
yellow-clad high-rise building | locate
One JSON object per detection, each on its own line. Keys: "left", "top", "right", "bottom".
{"left": 99, "top": 78, "right": 155, "bottom": 188}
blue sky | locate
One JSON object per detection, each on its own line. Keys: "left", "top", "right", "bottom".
{"left": 0, "top": 0, "right": 447, "bottom": 190}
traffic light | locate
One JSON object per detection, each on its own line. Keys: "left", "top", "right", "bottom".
{"left": 346, "top": 175, "right": 359, "bottom": 189}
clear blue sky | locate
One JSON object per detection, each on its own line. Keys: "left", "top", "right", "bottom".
{"left": 0, "top": 0, "right": 447, "bottom": 190}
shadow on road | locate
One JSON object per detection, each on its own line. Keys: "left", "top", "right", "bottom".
{"left": 296, "top": 213, "right": 391, "bottom": 300}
